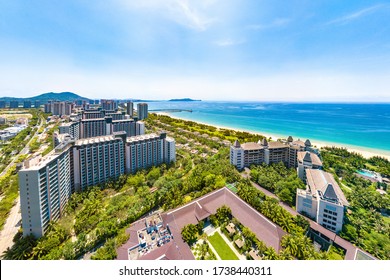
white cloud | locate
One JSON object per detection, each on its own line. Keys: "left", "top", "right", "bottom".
{"left": 213, "top": 38, "right": 245, "bottom": 47}
{"left": 325, "top": 4, "right": 388, "bottom": 25}
{"left": 247, "top": 18, "right": 291, "bottom": 30}
{"left": 117, "top": 0, "right": 218, "bottom": 31}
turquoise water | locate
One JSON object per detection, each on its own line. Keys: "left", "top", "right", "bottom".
{"left": 356, "top": 170, "right": 377, "bottom": 178}
{"left": 145, "top": 102, "right": 390, "bottom": 154}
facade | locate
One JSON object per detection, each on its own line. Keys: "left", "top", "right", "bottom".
{"left": 106, "top": 111, "right": 125, "bottom": 121}
{"left": 59, "top": 122, "right": 80, "bottom": 140}
{"left": 82, "top": 111, "right": 105, "bottom": 119}
{"left": 73, "top": 133, "right": 126, "bottom": 191}
{"left": 137, "top": 103, "right": 148, "bottom": 120}
{"left": 80, "top": 118, "right": 111, "bottom": 139}
{"left": 296, "top": 169, "right": 349, "bottom": 233}
{"left": 19, "top": 130, "right": 175, "bottom": 237}
{"left": 9, "top": 101, "right": 19, "bottom": 108}
{"left": 297, "top": 151, "right": 323, "bottom": 182}
{"left": 34, "top": 101, "right": 41, "bottom": 108}
{"left": 101, "top": 99, "right": 117, "bottom": 111}
{"left": 44, "top": 102, "right": 74, "bottom": 116}
{"left": 125, "top": 132, "right": 175, "bottom": 173}
{"left": 23, "top": 101, "right": 32, "bottom": 108}
{"left": 230, "top": 136, "right": 314, "bottom": 169}
{"left": 19, "top": 142, "right": 74, "bottom": 237}
{"left": 0, "top": 101, "right": 5, "bottom": 108}
{"left": 126, "top": 101, "right": 134, "bottom": 117}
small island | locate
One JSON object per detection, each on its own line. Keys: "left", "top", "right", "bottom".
{"left": 168, "top": 98, "right": 201, "bottom": 102}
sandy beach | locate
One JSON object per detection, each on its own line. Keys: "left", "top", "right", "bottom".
{"left": 155, "top": 112, "right": 390, "bottom": 161}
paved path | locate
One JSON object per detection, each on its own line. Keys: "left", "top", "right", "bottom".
{"left": 0, "top": 198, "right": 21, "bottom": 257}
{"left": 0, "top": 118, "right": 43, "bottom": 258}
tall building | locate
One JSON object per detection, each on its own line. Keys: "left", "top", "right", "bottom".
{"left": 73, "top": 133, "right": 126, "bottom": 191}
{"left": 136, "top": 121, "right": 145, "bottom": 136}
{"left": 34, "top": 101, "right": 41, "bottom": 108}
{"left": 0, "top": 101, "right": 5, "bottom": 108}
{"left": 112, "top": 119, "right": 136, "bottom": 137}
{"left": 137, "top": 103, "right": 148, "bottom": 120}
{"left": 59, "top": 122, "right": 80, "bottom": 140}
{"left": 19, "top": 142, "right": 74, "bottom": 237}
{"left": 19, "top": 131, "right": 175, "bottom": 237}
{"left": 44, "top": 102, "right": 73, "bottom": 116}
{"left": 80, "top": 118, "right": 111, "bottom": 139}
{"left": 105, "top": 111, "right": 125, "bottom": 120}
{"left": 125, "top": 132, "right": 175, "bottom": 173}
{"left": 23, "top": 101, "right": 32, "bottom": 108}
{"left": 101, "top": 99, "right": 117, "bottom": 111}
{"left": 82, "top": 110, "right": 105, "bottom": 120}
{"left": 126, "top": 101, "right": 134, "bottom": 117}
{"left": 9, "top": 101, "right": 19, "bottom": 108}
{"left": 296, "top": 169, "right": 349, "bottom": 233}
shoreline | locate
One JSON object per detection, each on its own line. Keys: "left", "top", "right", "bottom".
{"left": 155, "top": 112, "right": 390, "bottom": 161}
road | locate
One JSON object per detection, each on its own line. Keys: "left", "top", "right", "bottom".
{"left": 0, "top": 117, "right": 44, "bottom": 257}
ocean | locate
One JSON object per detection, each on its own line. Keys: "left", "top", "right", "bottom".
{"left": 145, "top": 101, "right": 390, "bottom": 155}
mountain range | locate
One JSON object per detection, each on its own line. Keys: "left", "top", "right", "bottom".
{"left": 0, "top": 92, "right": 91, "bottom": 103}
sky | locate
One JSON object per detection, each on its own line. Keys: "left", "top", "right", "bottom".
{"left": 0, "top": 0, "right": 390, "bottom": 101}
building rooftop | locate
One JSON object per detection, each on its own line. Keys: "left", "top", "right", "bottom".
{"left": 126, "top": 133, "right": 160, "bottom": 143}
{"left": 75, "top": 135, "right": 117, "bottom": 146}
{"left": 116, "top": 187, "right": 286, "bottom": 260}
{"left": 241, "top": 142, "right": 263, "bottom": 150}
{"left": 297, "top": 151, "right": 323, "bottom": 167}
{"left": 268, "top": 141, "right": 288, "bottom": 149}
{"left": 305, "top": 169, "right": 349, "bottom": 206}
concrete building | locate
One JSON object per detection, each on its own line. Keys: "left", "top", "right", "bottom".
{"left": 230, "top": 136, "right": 314, "bottom": 170}
{"left": 101, "top": 99, "right": 117, "bottom": 111}
{"left": 137, "top": 103, "right": 148, "bottom": 120}
{"left": 23, "top": 101, "right": 32, "bottom": 108}
{"left": 73, "top": 132, "right": 126, "bottom": 191}
{"left": 297, "top": 151, "right": 323, "bottom": 182}
{"left": 0, "top": 101, "right": 5, "bottom": 108}
{"left": 34, "top": 101, "right": 41, "bottom": 108}
{"left": 19, "top": 142, "right": 74, "bottom": 237}
{"left": 296, "top": 169, "right": 349, "bottom": 233}
{"left": 59, "top": 122, "right": 80, "bottom": 140}
{"left": 80, "top": 118, "right": 111, "bottom": 139}
{"left": 136, "top": 121, "right": 145, "bottom": 136}
{"left": 44, "top": 102, "right": 74, "bottom": 116}
{"left": 126, "top": 101, "right": 134, "bottom": 117}
{"left": 125, "top": 132, "right": 175, "bottom": 173}
{"left": 9, "top": 101, "right": 19, "bottom": 108}
{"left": 82, "top": 110, "right": 105, "bottom": 120}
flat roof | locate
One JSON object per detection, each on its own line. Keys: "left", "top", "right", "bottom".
{"left": 241, "top": 142, "right": 263, "bottom": 150}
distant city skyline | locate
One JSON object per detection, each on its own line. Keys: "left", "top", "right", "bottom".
{"left": 1, "top": 1, "right": 390, "bottom": 102}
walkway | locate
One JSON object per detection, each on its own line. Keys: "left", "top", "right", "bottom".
{"left": 0, "top": 198, "right": 21, "bottom": 256}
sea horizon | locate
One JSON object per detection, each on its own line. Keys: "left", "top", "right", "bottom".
{"left": 145, "top": 101, "right": 390, "bottom": 159}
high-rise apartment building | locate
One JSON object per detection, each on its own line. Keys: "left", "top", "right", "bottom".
{"left": 19, "top": 131, "right": 175, "bottom": 237}
{"left": 0, "top": 101, "right": 6, "bottom": 108}
{"left": 101, "top": 99, "right": 117, "bottom": 111}
{"left": 44, "top": 102, "right": 73, "bottom": 116}
{"left": 126, "top": 101, "right": 134, "bottom": 117}
{"left": 9, "top": 101, "right": 19, "bottom": 108}
{"left": 59, "top": 122, "right": 80, "bottom": 140}
{"left": 137, "top": 103, "right": 148, "bottom": 120}
{"left": 73, "top": 132, "right": 126, "bottom": 191}
{"left": 125, "top": 132, "right": 175, "bottom": 173}
{"left": 19, "top": 142, "right": 74, "bottom": 237}
{"left": 23, "top": 101, "right": 32, "bottom": 108}
{"left": 34, "top": 101, "right": 41, "bottom": 108}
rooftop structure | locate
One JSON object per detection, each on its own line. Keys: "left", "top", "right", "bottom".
{"left": 296, "top": 169, "right": 348, "bottom": 233}
{"left": 117, "top": 187, "right": 286, "bottom": 260}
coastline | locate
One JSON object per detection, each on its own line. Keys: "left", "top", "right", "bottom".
{"left": 155, "top": 112, "right": 390, "bottom": 161}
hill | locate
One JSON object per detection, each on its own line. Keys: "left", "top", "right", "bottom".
{"left": 0, "top": 92, "right": 91, "bottom": 103}
{"left": 169, "top": 98, "right": 201, "bottom": 102}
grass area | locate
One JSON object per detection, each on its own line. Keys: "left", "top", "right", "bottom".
{"left": 208, "top": 232, "right": 239, "bottom": 260}
{"left": 226, "top": 184, "right": 238, "bottom": 193}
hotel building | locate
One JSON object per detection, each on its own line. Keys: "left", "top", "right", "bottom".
{"left": 230, "top": 136, "right": 312, "bottom": 169}
{"left": 296, "top": 169, "right": 349, "bottom": 233}
{"left": 297, "top": 151, "right": 323, "bottom": 182}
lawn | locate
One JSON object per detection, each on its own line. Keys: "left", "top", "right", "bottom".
{"left": 208, "top": 232, "right": 239, "bottom": 260}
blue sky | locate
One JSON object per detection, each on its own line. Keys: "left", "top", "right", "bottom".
{"left": 1, "top": 0, "right": 390, "bottom": 101}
